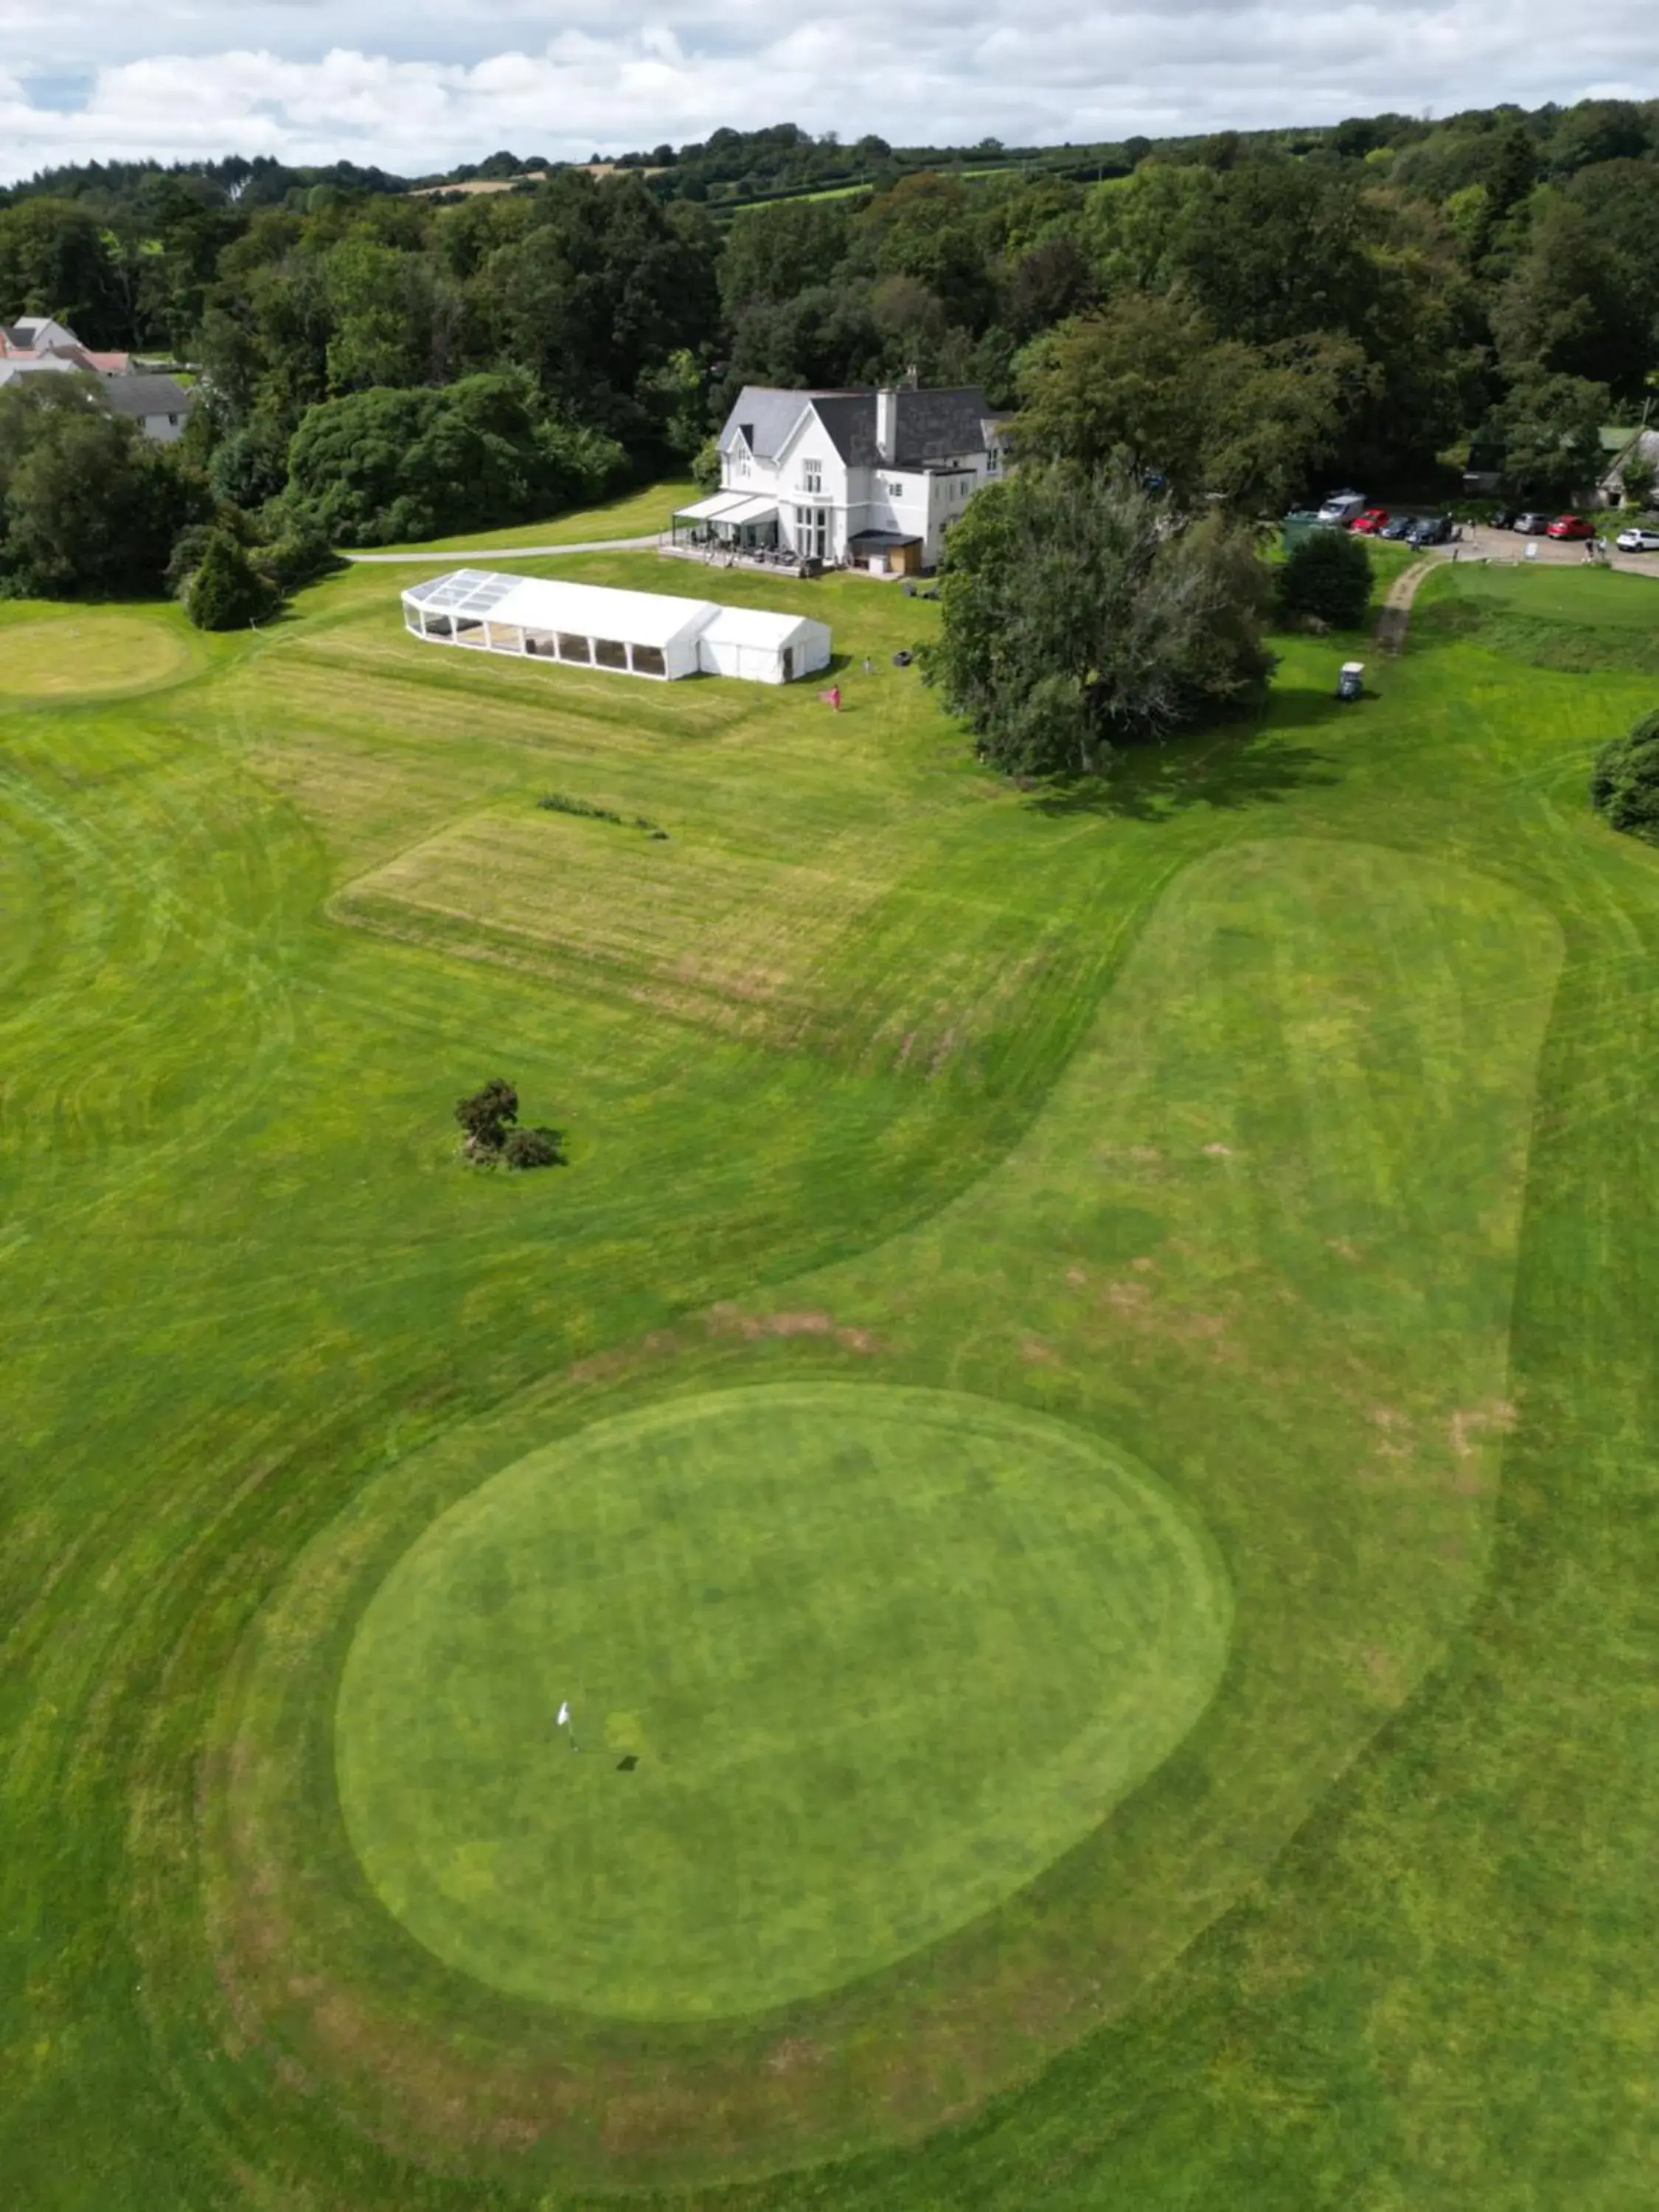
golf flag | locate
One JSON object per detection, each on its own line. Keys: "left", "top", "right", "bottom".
{"left": 556, "top": 1701, "right": 571, "bottom": 1727}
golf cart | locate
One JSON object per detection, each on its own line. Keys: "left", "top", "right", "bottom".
{"left": 1336, "top": 661, "right": 1365, "bottom": 703}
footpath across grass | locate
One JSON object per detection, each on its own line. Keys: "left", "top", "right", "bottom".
{"left": 1, "top": 528, "right": 1658, "bottom": 2208}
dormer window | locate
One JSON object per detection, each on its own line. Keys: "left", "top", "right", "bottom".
{"left": 987, "top": 445, "right": 1000, "bottom": 473}
{"left": 800, "top": 456, "right": 823, "bottom": 493}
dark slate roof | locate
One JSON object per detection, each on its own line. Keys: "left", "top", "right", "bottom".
{"left": 102, "top": 374, "right": 193, "bottom": 418}
{"left": 721, "top": 384, "right": 999, "bottom": 469}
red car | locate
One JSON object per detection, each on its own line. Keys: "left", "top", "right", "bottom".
{"left": 1350, "top": 508, "right": 1390, "bottom": 535}
{"left": 1547, "top": 515, "right": 1595, "bottom": 540}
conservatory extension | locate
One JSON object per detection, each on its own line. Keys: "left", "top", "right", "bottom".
{"left": 400, "top": 569, "right": 832, "bottom": 686}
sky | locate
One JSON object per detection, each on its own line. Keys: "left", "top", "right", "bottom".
{"left": 0, "top": 1, "right": 1655, "bottom": 184}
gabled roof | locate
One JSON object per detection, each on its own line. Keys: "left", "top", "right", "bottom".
{"left": 102, "top": 374, "right": 193, "bottom": 419}
{"left": 720, "top": 384, "right": 1002, "bottom": 470}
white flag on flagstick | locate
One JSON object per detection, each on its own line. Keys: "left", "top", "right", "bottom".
{"left": 556, "top": 1701, "right": 571, "bottom": 1727}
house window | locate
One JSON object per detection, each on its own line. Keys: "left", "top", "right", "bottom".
{"left": 888, "top": 481, "right": 904, "bottom": 499}
{"left": 800, "top": 456, "right": 824, "bottom": 493}
{"left": 736, "top": 447, "right": 751, "bottom": 476}
{"left": 793, "top": 504, "right": 828, "bottom": 560}
{"left": 987, "top": 445, "right": 1000, "bottom": 473}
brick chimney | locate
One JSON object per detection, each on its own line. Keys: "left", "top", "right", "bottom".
{"left": 875, "top": 385, "right": 897, "bottom": 465}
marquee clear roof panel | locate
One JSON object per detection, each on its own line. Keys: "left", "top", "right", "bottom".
{"left": 403, "top": 568, "right": 520, "bottom": 615}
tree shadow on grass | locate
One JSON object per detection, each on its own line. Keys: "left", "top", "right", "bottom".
{"left": 1029, "top": 691, "right": 1347, "bottom": 823}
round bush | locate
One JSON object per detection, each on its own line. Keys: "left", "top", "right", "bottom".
{"left": 1590, "top": 709, "right": 1659, "bottom": 843}
{"left": 1278, "top": 528, "right": 1372, "bottom": 631}
{"left": 501, "top": 1124, "right": 566, "bottom": 1170}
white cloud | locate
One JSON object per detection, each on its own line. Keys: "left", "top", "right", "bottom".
{"left": 0, "top": 3, "right": 1655, "bottom": 182}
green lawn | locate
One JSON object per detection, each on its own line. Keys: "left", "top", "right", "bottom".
{"left": 336, "top": 1383, "right": 1227, "bottom": 2021}
{"left": 2, "top": 537, "right": 1658, "bottom": 2206}
{"left": 366, "top": 475, "right": 698, "bottom": 554}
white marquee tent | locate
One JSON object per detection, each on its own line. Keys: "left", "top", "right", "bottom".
{"left": 400, "top": 569, "right": 831, "bottom": 686}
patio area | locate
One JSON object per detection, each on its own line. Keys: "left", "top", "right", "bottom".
{"left": 663, "top": 490, "right": 823, "bottom": 577}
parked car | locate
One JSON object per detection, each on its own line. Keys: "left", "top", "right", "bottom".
{"left": 1315, "top": 489, "right": 1368, "bottom": 526}
{"left": 1351, "top": 507, "right": 1390, "bottom": 535}
{"left": 1615, "top": 526, "right": 1659, "bottom": 553}
{"left": 1489, "top": 508, "right": 1517, "bottom": 530}
{"left": 1408, "top": 515, "right": 1454, "bottom": 546}
{"left": 1513, "top": 512, "right": 1551, "bottom": 534}
{"left": 1378, "top": 515, "right": 1416, "bottom": 542}
{"left": 1547, "top": 515, "right": 1595, "bottom": 540}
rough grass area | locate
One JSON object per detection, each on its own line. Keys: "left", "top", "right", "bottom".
{"left": 1411, "top": 559, "right": 1659, "bottom": 672}
{"left": 3, "top": 525, "right": 1658, "bottom": 2209}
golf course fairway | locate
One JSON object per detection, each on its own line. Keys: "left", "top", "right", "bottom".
{"left": 335, "top": 1384, "right": 1229, "bottom": 2018}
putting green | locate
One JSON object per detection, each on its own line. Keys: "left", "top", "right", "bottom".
{"left": 335, "top": 1383, "right": 1230, "bottom": 2020}
{"left": 0, "top": 612, "right": 193, "bottom": 700}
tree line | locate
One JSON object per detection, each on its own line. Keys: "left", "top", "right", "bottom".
{"left": 1, "top": 96, "right": 1658, "bottom": 608}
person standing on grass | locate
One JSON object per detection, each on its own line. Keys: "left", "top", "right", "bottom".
{"left": 827, "top": 684, "right": 841, "bottom": 712}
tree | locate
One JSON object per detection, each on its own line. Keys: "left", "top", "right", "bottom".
{"left": 920, "top": 464, "right": 1276, "bottom": 778}
{"left": 719, "top": 198, "right": 852, "bottom": 316}
{"left": 1278, "top": 527, "right": 1372, "bottom": 630}
{"left": 1492, "top": 195, "right": 1648, "bottom": 397}
{"left": 283, "top": 372, "right": 624, "bottom": 546}
{"left": 1015, "top": 294, "right": 1366, "bottom": 515}
{"left": 185, "top": 529, "right": 279, "bottom": 630}
{"left": 0, "top": 198, "right": 127, "bottom": 343}
{"left": 455, "top": 1078, "right": 519, "bottom": 1157}
{"left": 1489, "top": 368, "right": 1609, "bottom": 501}
{"left": 0, "top": 378, "right": 209, "bottom": 597}
{"left": 1590, "top": 709, "right": 1659, "bottom": 841}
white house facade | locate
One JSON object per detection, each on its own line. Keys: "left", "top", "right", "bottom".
{"left": 675, "top": 384, "right": 1009, "bottom": 573}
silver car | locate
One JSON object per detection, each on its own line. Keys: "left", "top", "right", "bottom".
{"left": 1615, "top": 526, "right": 1659, "bottom": 554}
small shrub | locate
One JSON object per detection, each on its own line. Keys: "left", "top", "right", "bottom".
{"left": 186, "top": 529, "right": 279, "bottom": 631}
{"left": 1590, "top": 709, "right": 1659, "bottom": 843}
{"left": 257, "top": 524, "right": 346, "bottom": 594}
{"left": 1277, "top": 527, "right": 1372, "bottom": 631}
{"left": 501, "top": 1124, "right": 567, "bottom": 1169}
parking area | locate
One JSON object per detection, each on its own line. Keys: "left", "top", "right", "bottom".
{"left": 1445, "top": 524, "right": 1659, "bottom": 577}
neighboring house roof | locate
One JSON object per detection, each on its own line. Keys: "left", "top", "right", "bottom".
{"left": 1600, "top": 425, "right": 1658, "bottom": 488}
{"left": 101, "top": 374, "right": 192, "bottom": 420}
{"left": 0, "top": 355, "right": 82, "bottom": 383}
{"left": 721, "top": 384, "right": 1004, "bottom": 470}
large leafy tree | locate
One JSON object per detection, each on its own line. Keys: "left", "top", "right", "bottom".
{"left": 1015, "top": 293, "right": 1367, "bottom": 515}
{"left": 0, "top": 379, "right": 209, "bottom": 597}
{"left": 0, "top": 197, "right": 127, "bottom": 344}
{"left": 1486, "top": 368, "right": 1610, "bottom": 501}
{"left": 283, "top": 370, "right": 625, "bottom": 546}
{"left": 719, "top": 199, "right": 853, "bottom": 318}
{"left": 1493, "top": 194, "right": 1651, "bottom": 400}
{"left": 921, "top": 464, "right": 1276, "bottom": 777}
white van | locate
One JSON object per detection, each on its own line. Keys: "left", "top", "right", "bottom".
{"left": 1315, "top": 489, "right": 1368, "bottom": 526}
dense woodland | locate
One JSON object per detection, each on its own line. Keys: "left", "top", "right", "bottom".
{"left": 1, "top": 97, "right": 1658, "bottom": 597}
